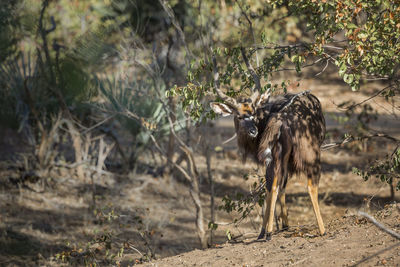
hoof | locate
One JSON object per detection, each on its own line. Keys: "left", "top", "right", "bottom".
{"left": 257, "top": 228, "right": 266, "bottom": 239}
{"left": 282, "top": 224, "right": 289, "bottom": 231}
{"left": 266, "top": 232, "right": 272, "bottom": 241}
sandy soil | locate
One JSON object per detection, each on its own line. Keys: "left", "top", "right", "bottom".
{"left": 140, "top": 205, "right": 400, "bottom": 267}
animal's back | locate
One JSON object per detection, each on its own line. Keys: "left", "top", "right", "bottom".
{"left": 281, "top": 93, "right": 325, "bottom": 174}
{"left": 258, "top": 93, "right": 325, "bottom": 174}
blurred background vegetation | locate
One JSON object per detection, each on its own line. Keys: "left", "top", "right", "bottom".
{"left": 0, "top": 0, "right": 309, "bottom": 176}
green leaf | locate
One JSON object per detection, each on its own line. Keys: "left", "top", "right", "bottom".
{"left": 358, "top": 32, "right": 368, "bottom": 39}
{"left": 347, "top": 23, "right": 358, "bottom": 29}
{"left": 343, "top": 73, "right": 354, "bottom": 84}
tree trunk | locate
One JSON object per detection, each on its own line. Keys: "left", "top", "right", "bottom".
{"left": 182, "top": 146, "right": 207, "bottom": 249}
{"left": 206, "top": 145, "right": 215, "bottom": 246}
{"left": 65, "top": 120, "right": 85, "bottom": 180}
{"left": 165, "top": 96, "right": 176, "bottom": 176}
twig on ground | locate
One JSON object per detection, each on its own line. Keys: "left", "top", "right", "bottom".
{"left": 358, "top": 211, "right": 400, "bottom": 240}
{"left": 127, "top": 243, "right": 144, "bottom": 257}
{"left": 350, "top": 242, "right": 400, "bottom": 266}
{"left": 290, "top": 256, "right": 311, "bottom": 266}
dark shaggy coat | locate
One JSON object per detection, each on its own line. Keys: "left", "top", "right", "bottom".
{"left": 236, "top": 93, "right": 326, "bottom": 190}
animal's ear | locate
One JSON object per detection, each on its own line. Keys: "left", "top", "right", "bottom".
{"left": 255, "top": 90, "right": 270, "bottom": 107}
{"left": 210, "top": 102, "right": 234, "bottom": 116}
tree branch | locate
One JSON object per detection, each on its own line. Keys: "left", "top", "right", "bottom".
{"left": 211, "top": 53, "right": 239, "bottom": 108}
{"left": 280, "top": 90, "right": 310, "bottom": 112}
{"left": 340, "top": 84, "right": 395, "bottom": 110}
{"left": 235, "top": 0, "right": 259, "bottom": 66}
{"left": 158, "top": 0, "right": 192, "bottom": 61}
{"left": 321, "top": 133, "right": 399, "bottom": 151}
{"left": 240, "top": 47, "right": 261, "bottom": 92}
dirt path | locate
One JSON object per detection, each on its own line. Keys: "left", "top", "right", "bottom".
{"left": 140, "top": 205, "right": 400, "bottom": 267}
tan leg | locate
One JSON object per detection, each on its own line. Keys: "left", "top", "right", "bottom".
{"left": 307, "top": 179, "right": 325, "bottom": 235}
{"left": 258, "top": 176, "right": 279, "bottom": 240}
{"left": 279, "top": 191, "right": 289, "bottom": 230}
{"left": 266, "top": 182, "right": 279, "bottom": 239}
{"left": 258, "top": 191, "right": 272, "bottom": 239}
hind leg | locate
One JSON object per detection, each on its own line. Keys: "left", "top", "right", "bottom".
{"left": 307, "top": 177, "right": 325, "bottom": 235}
{"left": 279, "top": 190, "right": 289, "bottom": 230}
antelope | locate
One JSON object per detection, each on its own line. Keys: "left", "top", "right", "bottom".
{"left": 210, "top": 89, "right": 326, "bottom": 240}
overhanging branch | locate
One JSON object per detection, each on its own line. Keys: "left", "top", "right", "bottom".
{"left": 240, "top": 47, "right": 261, "bottom": 92}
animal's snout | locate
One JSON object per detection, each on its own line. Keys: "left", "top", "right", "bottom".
{"left": 248, "top": 127, "right": 258, "bottom": 138}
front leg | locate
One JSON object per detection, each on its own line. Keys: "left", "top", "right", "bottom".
{"left": 258, "top": 176, "right": 279, "bottom": 240}
{"left": 258, "top": 192, "right": 271, "bottom": 239}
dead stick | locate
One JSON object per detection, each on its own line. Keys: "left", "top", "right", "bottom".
{"left": 358, "top": 211, "right": 400, "bottom": 240}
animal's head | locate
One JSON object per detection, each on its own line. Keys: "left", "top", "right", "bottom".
{"left": 210, "top": 90, "right": 270, "bottom": 138}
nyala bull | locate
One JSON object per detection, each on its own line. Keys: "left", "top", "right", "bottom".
{"left": 211, "top": 89, "right": 326, "bottom": 240}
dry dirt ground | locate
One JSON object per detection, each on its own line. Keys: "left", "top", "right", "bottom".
{"left": 1, "top": 77, "right": 400, "bottom": 266}
{"left": 141, "top": 207, "right": 400, "bottom": 267}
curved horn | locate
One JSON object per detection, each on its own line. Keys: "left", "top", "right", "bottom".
{"left": 253, "top": 89, "right": 271, "bottom": 107}
{"left": 214, "top": 86, "right": 239, "bottom": 109}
